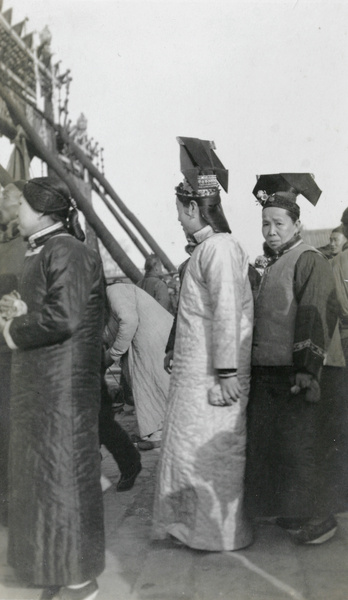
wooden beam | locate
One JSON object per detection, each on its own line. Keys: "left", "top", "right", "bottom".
{"left": 0, "top": 163, "right": 13, "bottom": 187}
{"left": 92, "top": 180, "right": 150, "bottom": 260}
{"left": 0, "top": 82, "right": 142, "bottom": 282}
{"left": 57, "top": 125, "right": 176, "bottom": 272}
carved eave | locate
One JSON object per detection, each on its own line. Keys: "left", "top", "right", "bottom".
{"left": 0, "top": 10, "right": 54, "bottom": 104}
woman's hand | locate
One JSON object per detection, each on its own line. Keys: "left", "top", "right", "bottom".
{"left": 0, "top": 293, "right": 17, "bottom": 312}
{"left": 219, "top": 377, "right": 241, "bottom": 405}
{"left": 164, "top": 350, "right": 174, "bottom": 374}
{"left": 0, "top": 292, "right": 27, "bottom": 320}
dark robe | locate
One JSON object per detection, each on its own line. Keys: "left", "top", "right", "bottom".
{"left": 245, "top": 237, "right": 338, "bottom": 519}
{"left": 7, "top": 233, "right": 105, "bottom": 586}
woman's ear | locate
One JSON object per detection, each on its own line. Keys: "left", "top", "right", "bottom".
{"left": 188, "top": 200, "right": 199, "bottom": 217}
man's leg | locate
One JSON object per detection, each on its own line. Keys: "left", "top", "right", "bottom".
{"left": 99, "top": 378, "right": 141, "bottom": 492}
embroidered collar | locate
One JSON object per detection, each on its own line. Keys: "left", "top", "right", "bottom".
{"left": 27, "top": 222, "right": 66, "bottom": 250}
{"left": 193, "top": 225, "right": 214, "bottom": 244}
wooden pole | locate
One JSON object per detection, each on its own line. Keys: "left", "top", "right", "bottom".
{"left": 57, "top": 125, "right": 177, "bottom": 272}
{"left": 0, "top": 82, "right": 142, "bottom": 282}
{"left": 92, "top": 180, "right": 150, "bottom": 260}
{"left": 0, "top": 163, "right": 14, "bottom": 187}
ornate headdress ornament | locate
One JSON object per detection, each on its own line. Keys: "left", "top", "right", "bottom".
{"left": 175, "top": 137, "right": 228, "bottom": 203}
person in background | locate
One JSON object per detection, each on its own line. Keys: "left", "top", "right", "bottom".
{"left": 153, "top": 137, "right": 253, "bottom": 551}
{"left": 329, "top": 225, "right": 347, "bottom": 258}
{"left": 0, "top": 177, "right": 104, "bottom": 600}
{"left": 328, "top": 209, "right": 348, "bottom": 510}
{"left": 317, "top": 225, "right": 347, "bottom": 260}
{"left": 99, "top": 373, "right": 142, "bottom": 492}
{"left": 104, "top": 283, "right": 173, "bottom": 451}
{"left": 136, "top": 254, "right": 171, "bottom": 312}
{"left": 245, "top": 173, "right": 339, "bottom": 545}
{"left": 0, "top": 182, "right": 26, "bottom": 526}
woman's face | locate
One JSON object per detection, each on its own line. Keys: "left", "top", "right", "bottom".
{"left": 176, "top": 198, "right": 194, "bottom": 235}
{"left": 18, "top": 195, "right": 42, "bottom": 239}
{"left": 262, "top": 206, "right": 300, "bottom": 250}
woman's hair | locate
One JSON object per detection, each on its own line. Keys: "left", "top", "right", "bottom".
{"left": 285, "top": 209, "right": 300, "bottom": 224}
{"left": 177, "top": 196, "right": 231, "bottom": 234}
{"left": 24, "top": 177, "right": 85, "bottom": 242}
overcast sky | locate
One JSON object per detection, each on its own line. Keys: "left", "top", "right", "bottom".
{"left": 2, "top": 0, "right": 348, "bottom": 267}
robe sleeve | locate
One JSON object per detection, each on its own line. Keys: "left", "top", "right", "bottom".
{"left": 9, "top": 240, "right": 101, "bottom": 350}
{"left": 200, "top": 238, "right": 247, "bottom": 370}
{"left": 106, "top": 287, "right": 139, "bottom": 361}
{"left": 293, "top": 250, "right": 338, "bottom": 377}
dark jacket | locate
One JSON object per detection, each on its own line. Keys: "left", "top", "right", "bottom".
{"left": 136, "top": 274, "right": 171, "bottom": 312}
{"left": 7, "top": 234, "right": 105, "bottom": 586}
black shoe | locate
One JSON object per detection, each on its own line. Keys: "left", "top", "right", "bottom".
{"left": 292, "top": 515, "right": 337, "bottom": 545}
{"left": 117, "top": 463, "right": 142, "bottom": 492}
{"left": 50, "top": 580, "right": 98, "bottom": 600}
{"left": 137, "top": 439, "right": 161, "bottom": 451}
{"left": 275, "top": 517, "right": 309, "bottom": 532}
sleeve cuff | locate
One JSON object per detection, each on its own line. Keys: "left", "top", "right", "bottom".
{"left": 109, "top": 347, "right": 123, "bottom": 362}
{"left": 217, "top": 368, "right": 237, "bottom": 378}
{"left": 3, "top": 320, "right": 18, "bottom": 350}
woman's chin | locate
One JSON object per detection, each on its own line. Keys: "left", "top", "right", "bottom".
{"left": 267, "top": 241, "right": 280, "bottom": 249}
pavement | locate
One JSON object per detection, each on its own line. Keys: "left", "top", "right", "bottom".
{"left": 1, "top": 408, "right": 348, "bottom": 600}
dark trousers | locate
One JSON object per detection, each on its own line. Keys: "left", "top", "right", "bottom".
{"left": 245, "top": 366, "right": 327, "bottom": 520}
{"left": 99, "top": 378, "right": 140, "bottom": 475}
{"left": 0, "top": 351, "right": 11, "bottom": 524}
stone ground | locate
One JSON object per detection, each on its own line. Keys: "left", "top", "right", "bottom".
{"left": 1, "top": 408, "right": 348, "bottom": 600}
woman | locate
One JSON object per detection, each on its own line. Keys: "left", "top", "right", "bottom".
{"left": 0, "top": 177, "right": 104, "bottom": 600}
{"left": 104, "top": 283, "right": 173, "bottom": 450}
{"left": 152, "top": 137, "right": 253, "bottom": 551}
{"left": 246, "top": 173, "right": 339, "bottom": 545}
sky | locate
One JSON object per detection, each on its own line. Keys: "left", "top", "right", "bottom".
{"left": 2, "top": 0, "right": 348, "bottom": 268}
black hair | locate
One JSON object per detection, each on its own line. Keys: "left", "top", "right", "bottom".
{"left": 144, "top": 254, "right": 162, "bottom": 273}
{"left": 177, "top": 195, "right": 231, "bottom": 234}
{"left": 24, "top": 177, "right": 85, "bottom": 242}
{"left": 285, "top": 210, "right": 300, "bottom": 224}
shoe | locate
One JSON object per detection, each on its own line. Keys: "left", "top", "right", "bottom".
{"left": 275, "top": 517, "right": 309, "bottom": 532}
{"left": 292, "top": 515, "right": 337, "bottom": 545}
{"left": 51, "top": 580, "right": 98, "bottom": 600}
{"left": 137, "top": 439, "right": 161, "bottom": 451}
{"left": 117, "top": 463, "right": 142, "bottom": 492}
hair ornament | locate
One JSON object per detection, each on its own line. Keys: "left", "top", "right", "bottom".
{"left": 256, "top": 190, "right": 270, "bottom": 205}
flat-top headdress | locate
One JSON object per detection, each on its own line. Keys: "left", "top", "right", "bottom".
{"left": 252, "top": 173, "right": 322, "bottom": 219}
{"left": 175, "top": 137, "right": 228, "bottom": 205}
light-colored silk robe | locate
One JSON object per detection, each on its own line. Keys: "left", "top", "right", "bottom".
{"left": 105, "top": 284, "right": 173, "bottom": 438}
{"left": 153, "top": 227, "right": 253, "bottom": 551}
